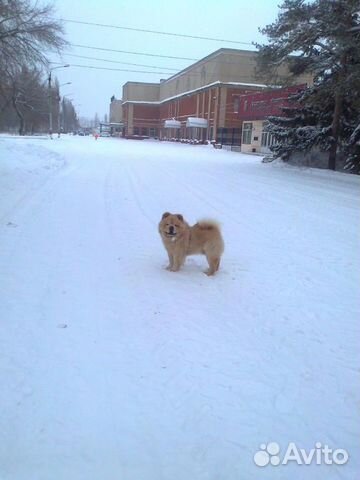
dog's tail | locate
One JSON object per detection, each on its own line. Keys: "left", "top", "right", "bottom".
{"left": 196, "top": 219, "right": 222, "bottom": 231}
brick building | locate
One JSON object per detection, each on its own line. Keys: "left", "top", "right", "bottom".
{"left": 113, "top": 48, "right": 312, "bottom": 145}
{"left": 238, "top": 85, "right": 305, "bottom": 154}
{"left": 108, "top": 96, "right": 123, "bottom": 136}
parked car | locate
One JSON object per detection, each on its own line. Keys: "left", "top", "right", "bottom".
{"left": 100, "top": 131, "right": 111, "bottom": 137}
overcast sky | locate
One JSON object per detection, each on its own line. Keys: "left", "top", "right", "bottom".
{"left": 51, "top": 0, "right": 282, "bottom": 121}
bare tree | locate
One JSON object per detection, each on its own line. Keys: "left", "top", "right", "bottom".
{"left": 94, "top": 112, "right": 100, "bottom": 128}
{"left": 0, "top": 0, "right": 67, "bottom": 74}
{"left": 61, "top": 97, "right": 79, "bottom": 133}
{"left": 1, "top": 65, "right": 49, "bottom": 134}
{"left": 0, "top": 0, "right": 67, "bottom": 133}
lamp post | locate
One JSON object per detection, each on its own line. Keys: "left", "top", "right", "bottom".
{"left": 48, "top": 65, "right": 69, "bottom": 138}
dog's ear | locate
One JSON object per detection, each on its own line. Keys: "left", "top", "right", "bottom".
{"left": 176, "top": 214, "right": 184, "bottom": 222}
{"left": 162, "top": 212, "right": 171, "bottom": 219}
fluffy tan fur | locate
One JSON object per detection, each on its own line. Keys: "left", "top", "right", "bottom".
{"left": 158, "top": 212, "right": 224, "bottom": 275}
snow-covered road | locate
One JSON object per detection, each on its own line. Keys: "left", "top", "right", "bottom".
{"left": 1, "top": 136, "right": 359, "bottom": 480}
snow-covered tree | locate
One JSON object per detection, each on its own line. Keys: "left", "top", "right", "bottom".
{"left": 265, "top": 84, "right": 360, "bottom": 172}
{"left": 256, "top": 0, "right": 360, "bottom": 171}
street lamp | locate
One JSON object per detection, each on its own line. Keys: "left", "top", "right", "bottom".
{"left": 48, "top": 64, "right": 69, "bottom": 138}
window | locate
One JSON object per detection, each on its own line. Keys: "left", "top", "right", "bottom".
{"left": 233, "top": 97, "right": 240, "bottom": 113}
{"left": 261, "top": 122, "right": 275, "bottom": 148}
{"left": 217, "top": 128, "right": 241, "bottom": 145}
{"left": 251, "top": 100, "right": 268, "bottom": 111}
{"left": 242, "top": 123, "right": 253, "bottom": 144}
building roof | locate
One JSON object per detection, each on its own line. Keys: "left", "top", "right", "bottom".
{"left": 122, "top": 80, "right": 268, "bottom": 106}
{"left": 123, "top": 81, "right": 160, "bottom": 87}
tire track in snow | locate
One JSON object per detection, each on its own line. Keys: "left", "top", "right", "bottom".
{"left": 101, "top": 154, "right": 254, "bottom": 438}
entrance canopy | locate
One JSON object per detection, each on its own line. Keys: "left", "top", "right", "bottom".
{"left": 186, "top": 117, "right": 208, "bottom": 128}
{"left": 164, "top": 119, "right": 181, "bottom": 129}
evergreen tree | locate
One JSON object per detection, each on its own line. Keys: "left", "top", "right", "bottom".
{"left": 256, "top": 0, "right": 360, "bottom": 171}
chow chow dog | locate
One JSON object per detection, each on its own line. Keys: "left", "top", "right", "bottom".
{"left": 158, "top": 212, "right": 224, "bottom": 275}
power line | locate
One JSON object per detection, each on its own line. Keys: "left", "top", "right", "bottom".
{"left": 68, "top": 43, "right": 259, "bottom": 69}
{"left": 70, "top": 43, "right": 198, "bottom": 61}
{"left": 65, "top": 50, "right": 259, "bottom": 72}
{"left": 53, "top": 54, "right": 260, "bottom": 79}
{"left": 62, "top": 18, "right": 253, "bottom": 45}
{"left": 50, "top": 61, "right": 174, "bottom": 75}
{"left": 64, "top": 53, "right": 179, "bottom": 71}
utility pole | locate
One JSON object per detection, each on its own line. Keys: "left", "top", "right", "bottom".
{"left": 48, "top": 71, "right": 53, "bottom": 139}
{"left": 47, "top": 65, "right": 70, "bottom": 139}
{"left": 57, "top": 94, "right": 61, "bottom": 138}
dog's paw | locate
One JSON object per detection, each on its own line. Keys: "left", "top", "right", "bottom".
{"left": 204, "top": 270, "right": 215, "bottom": 276}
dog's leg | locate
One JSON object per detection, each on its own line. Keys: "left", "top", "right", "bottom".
{"left": 170, "top": 252, "right": 185, "bottom": 272}
{"left": 166, "top": 252, "right": 174, "bottom": 270}
{"left": 215, "top": 257, "right": 221, "bottom": 271}
{"left": 170, "top": 259, "right": 181, "bottom": 271}
{"left": 205, "top": 255, "right": 220, "bottom": 276}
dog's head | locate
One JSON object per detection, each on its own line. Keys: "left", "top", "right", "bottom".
{"left": 159, "top": 212, "right": 187, "bottom": 239}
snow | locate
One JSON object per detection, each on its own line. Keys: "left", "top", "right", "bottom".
{"left": 0, "top": 135, "right": 359, "bottom": 480}
{"left": 186, "top": 117, "right": 208, "bottom": 128}
{"left": 122, "top": 100, "right": 161, "bottom": 105}
{"left": 156, "top": 80, "right": 268, "bottom": 103}
{"left": 164, "top": 119, "right": 181, "bottom": 129}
